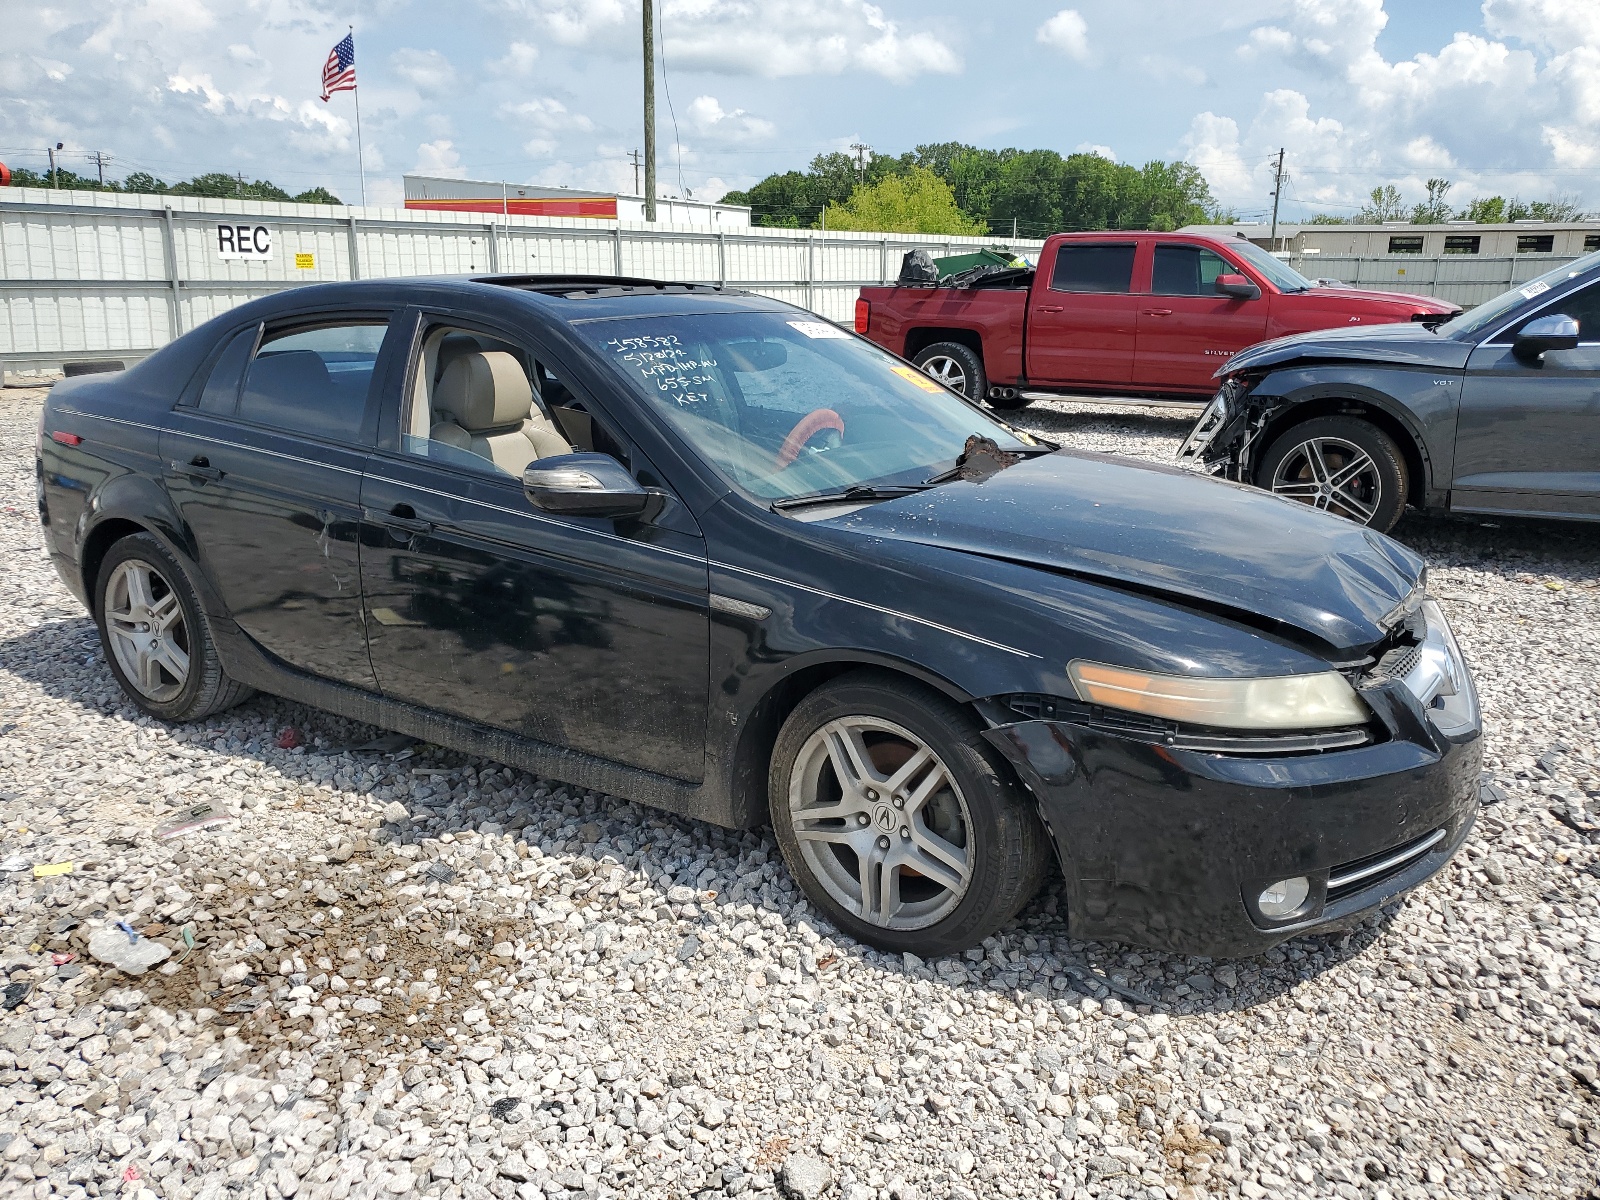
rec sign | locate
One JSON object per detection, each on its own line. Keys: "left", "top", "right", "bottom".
{"left": 216, "top": 223, "right": 272, "bottom": 261}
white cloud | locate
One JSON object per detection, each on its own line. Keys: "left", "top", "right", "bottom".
{"left": 686, "top": 94, "right": 775, "bottom": 141}
{"left": 505, "top": 96, "right": 594, "bottom": 133}
{"left": 1188, "top": 0, "right": 1600, "bottom": 214}
{"left": 522, "top": 0, "right": 960, "bottom": 82}
{"left": 1074, "top": 142, "right": 1116, "bottom": 160}
{"left": 391, "top": 49, "right": 456, "bottom": 93}
{"left": 493, "top": 42, "right": 541, "bottom": 76}
{"left": 1036, "top": 10, "right": 1089, "bottom": 62}
{"left": 414, "top": 139, "right": 467, "bottom": 177}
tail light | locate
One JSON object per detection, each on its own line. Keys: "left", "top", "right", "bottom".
{"left": 854, "top": 298, "right": 870, "bottom": 334}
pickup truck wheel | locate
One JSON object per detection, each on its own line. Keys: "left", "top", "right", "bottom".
{"left": 1256, "top": 416, "right": 1408, "bottom": 533}
{"left": 769, "top": 670, "right": 1049, "bottom": 956}
{"left": 912, "top": 342, "right": 987, "bottom": 402}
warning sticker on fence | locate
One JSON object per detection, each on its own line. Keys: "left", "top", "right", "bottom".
{"left": 890, "top": 365, "right": 944, "bottom": 393}
{"left": 1521, "top": 280, "right": 1551, "bottom": 299}
{"left": 294, "top": 253, "right": 316, "bottom": 270}
{"left": 786, "top": 320, "right": 851, "bottom": 340}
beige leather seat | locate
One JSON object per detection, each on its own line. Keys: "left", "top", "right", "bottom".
{"left": 431, "top": 350, "right": 570, "bottom": 474}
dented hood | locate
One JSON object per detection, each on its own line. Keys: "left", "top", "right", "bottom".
{"left": 834, "top": 451, "right": 1423, "bottom": 656}
{"left": 1220, "top": 320, "right": 1474, "bottom": 377}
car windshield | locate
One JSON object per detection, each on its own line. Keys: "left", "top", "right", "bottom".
{"left": 1437, "top": 250, "right": 1600, "bottom": 341}
{"left": 1228, "top": 239, "right": 1315, "bottom": 292}
{"left": 576, "top": 310, "right": 1040, "bottom": 503}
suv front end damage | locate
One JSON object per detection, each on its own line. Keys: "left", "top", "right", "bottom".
{"left": 1176, "top": 375, "right": 1283, "bottom": 483}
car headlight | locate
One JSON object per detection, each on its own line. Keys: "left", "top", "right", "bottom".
{"left": 1067, "top": 661, "right": 1370, "bottom": 731}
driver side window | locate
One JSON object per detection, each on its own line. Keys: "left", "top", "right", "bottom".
{"left": 1495, "top": 282, "right": 1600, "bottom": 344}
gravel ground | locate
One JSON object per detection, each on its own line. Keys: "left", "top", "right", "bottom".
{"left": 3, "top": 382, "right": 1600, "bottom": 1200}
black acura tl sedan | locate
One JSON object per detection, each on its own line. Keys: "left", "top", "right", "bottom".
{"left": 1179, "top": 249, "right": 1600, "bottom": 531}
{"left": 37, "top": 275, "right": 1482, "bottom": 957}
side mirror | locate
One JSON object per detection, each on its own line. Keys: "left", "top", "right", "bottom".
{"left": 1513, "top": 313, "right": 1580, "bottom": 363}
{"left": 523, "top": 452, "right": 665, "bottom": 521}
{"left": 1215, "top": 273, "right": 1261, "bottom": 301}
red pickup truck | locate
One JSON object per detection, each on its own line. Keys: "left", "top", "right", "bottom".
{"left": 856, "top": 231, "right": 1459, "bottom": 408}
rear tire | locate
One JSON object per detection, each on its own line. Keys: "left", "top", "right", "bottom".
{"left": 769, "top": 670, "right": 1050, "bottom": 956}
{"left": 912, "top": 342, "right": 987, "bottom": 403}
{"left": 1255, "top": 415, "right": 1409, "bottom": 533}
{"left": 94, "top": 533, "right": 254, "bottom": 722}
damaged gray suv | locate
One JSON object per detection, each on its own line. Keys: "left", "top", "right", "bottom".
{"left": 1179, "top": 250, "right": 1600, "bottom": 530}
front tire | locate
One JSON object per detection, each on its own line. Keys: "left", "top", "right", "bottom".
{"left": 769, "top": 671, "right": 1049, "bottom": 956}
{"left": 94, "top": 533, "right": 253, "bottom": 721}
{"left": 912, "top": 342, "right": 987, "bottom": 403}
{"left": 1255, "top": 415, "right": 1409, "bottom": 532}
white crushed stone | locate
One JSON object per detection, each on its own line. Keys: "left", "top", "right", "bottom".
{"left": 2, "top": 381, "right": 1599, "bottom": 1200}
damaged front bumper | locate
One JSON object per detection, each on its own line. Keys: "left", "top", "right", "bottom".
{"left": 978, "top": 601, "right": 1483, "bottom": 958}
{"left": 1176, "top": 377, "right": 1280, "bottom": 483}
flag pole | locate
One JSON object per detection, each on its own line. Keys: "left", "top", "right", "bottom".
{"left": 351, "top": 26, "right": 367, "bottom": 207}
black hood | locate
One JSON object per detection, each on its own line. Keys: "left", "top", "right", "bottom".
{"left": 834, "top": 451, "right": 1423, "bottom": 657}
{"left": 1220, "top": 320, "right": 1473, "bottom": 377}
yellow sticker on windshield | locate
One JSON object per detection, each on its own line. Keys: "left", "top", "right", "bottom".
{"left": 891, "top": 365, "right": 944, "bottom": 393}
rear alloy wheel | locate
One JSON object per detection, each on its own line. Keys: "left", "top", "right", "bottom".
{"left": 95, "top": 533, "right": 254, "bottom": 721}
{"left": 1256, "top": 415, "right": 1408, "bottom": 532}
{"left": 912, "top": 342, "right": 987, "bottom": 403}
{"left": 770, "top": 671, "right": 1048, "bottom": 956}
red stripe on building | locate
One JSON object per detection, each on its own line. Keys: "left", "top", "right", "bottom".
{"left": 405, "top": 197, "right": 618, "bottom": 219}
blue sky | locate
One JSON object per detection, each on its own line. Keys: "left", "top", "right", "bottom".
{"left": 3, "top": 1, "right": 1598, "bottom": 218}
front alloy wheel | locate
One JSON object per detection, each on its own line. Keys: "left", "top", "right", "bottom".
{"left": 1255, "top": 415, "right": 1409, "bottom": 532}
{"left": 788, "top": 716, "right": 973, "bottom": 930}
{"left": 769, "top": 671, "right": 1049, "bottom": 956}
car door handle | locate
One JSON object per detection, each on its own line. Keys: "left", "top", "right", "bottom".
{"left": 1036, "top": 305, "right": 1064, "bottom": 314}
{"left": 365, "top": 506, "right": 432, "bottom": 537}
{"left": 166, "top": 457, "right": 222, "bottom": 483}
{"left": 1142, "top": 308, "right": 1173, "bottom": 316}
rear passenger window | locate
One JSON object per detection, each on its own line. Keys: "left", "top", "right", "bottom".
{"left": 1049, "top": 244, "right": 1136, "bottom": 294}
{"left": 1151, "top": 246, "right": 1233, "bottom": 296}
{"left": 197, "top": 325, "right": 259, "bottom": 415}
{"left": 239, "top": 321, "right": 389, "bottom": 441}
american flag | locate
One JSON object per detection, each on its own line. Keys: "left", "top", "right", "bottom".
{"left": 320, "top": 33, "right": 356, "bottom": 102}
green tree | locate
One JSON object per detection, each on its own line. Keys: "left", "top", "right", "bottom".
{"left": 123, "top": 171, "right": 168, "bottom": 194}
{"left": 820, "top": 166, "right": 987, "bottom": 235}
{"left": 1305, "top": 213, "right": 1349, "bottom": 225}
{"left": 1357, "top": 185, "right": 1407, "bottom": 222}
{"left": 1512, "top": 194, "right": 1587, "bottom": 221}
{"left": 168, "top": 172, "right": 294, "bottom": 201}
{"left": 1411, "top": 178, "right": 1453, "bottom": 224}
{"left": 293, "top": 186, "right": 344, "bottom": 205}
{"left": 1458, "top": 196, "right": 1505, "bottom": 223}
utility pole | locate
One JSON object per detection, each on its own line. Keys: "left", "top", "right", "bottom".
{"left": 48, "top": 142, "right": 62, "bottom": 188}
{"left": 1268, "top": 148, "right": 1286, "bottom": 251}
{"left": 850, "top": 142, "right": 871, "bottom": 186}
{"left": 628, "top": 149, "right": 642, "bottom": 197}
{"left": 642, "top": 0, "right": 656, "bottom": 221}
{"left": 91, "top": 150, "right": 109, "bottom": 185}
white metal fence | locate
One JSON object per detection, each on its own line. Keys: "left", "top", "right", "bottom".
{"left": 1294, "top": 253, "right": 1580, "bottom": 309}
{"left": 0, "top": 189, "right": 1043, "bottom": 371}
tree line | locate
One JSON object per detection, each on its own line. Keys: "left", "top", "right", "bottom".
{"left": 1307, "top": 178, "right": 1590, "bottom": 225}
{"left": 2, "top": 165, "right": 341, "bottom": 205}
{"left": 720, "top": 143, "right": 1223, "bottom": 237}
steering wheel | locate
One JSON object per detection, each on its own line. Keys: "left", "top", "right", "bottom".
{"left": 776, "top": 408, "right": 846, "bottom": 469}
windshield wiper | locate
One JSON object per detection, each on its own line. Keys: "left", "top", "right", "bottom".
{"left": 771, "top": 484, "right": 930, "bottom": 512}
{"left": 924, "top": 434, "right": 1049, "bottom": 485}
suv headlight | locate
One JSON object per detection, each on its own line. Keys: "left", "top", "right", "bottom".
{"left": 1068, "top": 661, "right": 1369, "bottom": 731}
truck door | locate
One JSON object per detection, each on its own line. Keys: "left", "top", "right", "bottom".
{"left": 1135, "top": 243, "right": 1269, "bottom": 392}
{"left": 1025, "top": 242, "right": 1138, "bottom": 387}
